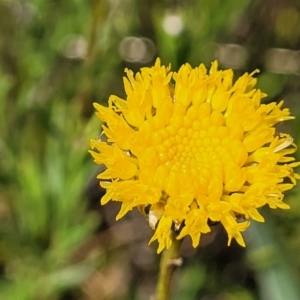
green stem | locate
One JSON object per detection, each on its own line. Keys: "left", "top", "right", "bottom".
{"left": 155, "top": 235, "right": 182, "bottom": 300}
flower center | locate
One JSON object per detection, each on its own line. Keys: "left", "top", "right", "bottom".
{"left": 151, "top": 102, "right": 248, "bottom": 199}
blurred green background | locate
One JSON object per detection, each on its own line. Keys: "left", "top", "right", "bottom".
{"left": 1, "top": 0, "right": 300, "bottom": 299}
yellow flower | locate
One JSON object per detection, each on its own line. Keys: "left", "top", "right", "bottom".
{"left": 89, "top": 58, "right": 300, "bottom": 253}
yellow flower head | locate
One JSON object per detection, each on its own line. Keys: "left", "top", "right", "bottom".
{"left": 89, "top": 59, "right": 300, "bottom": 253}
